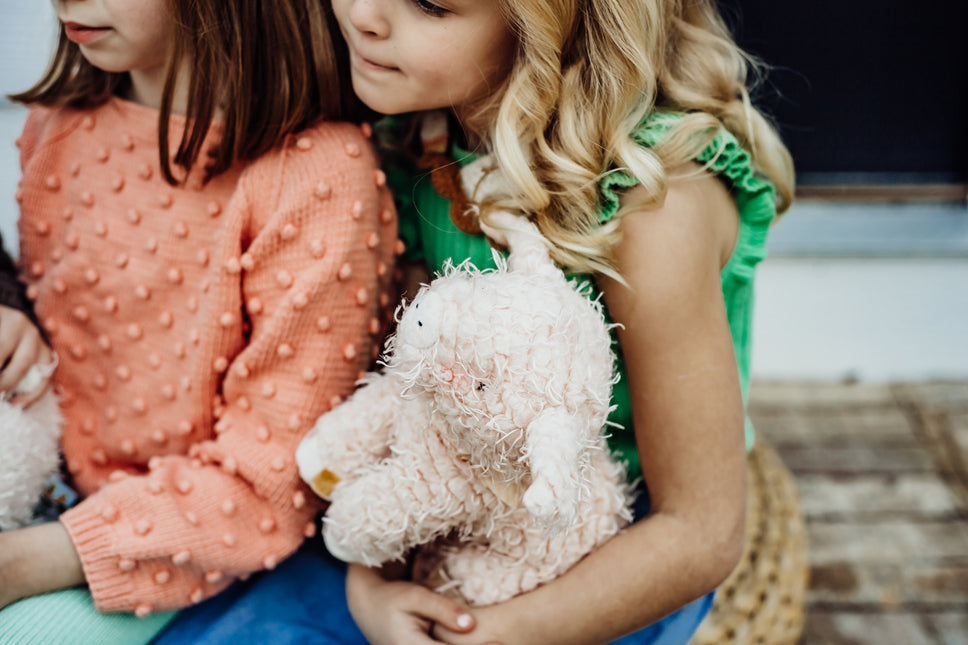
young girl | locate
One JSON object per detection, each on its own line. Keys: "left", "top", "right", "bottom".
{"left": 0, "top": 0, "right": 397, "bottom": 642}
{"left": 340, "top": 0, "right": 794, "bottom": 644}
{"left": 155, "top": 0, "right": 795, "bottom": 643}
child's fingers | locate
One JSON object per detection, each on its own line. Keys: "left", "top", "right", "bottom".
{"left": 0, "top": 344, "right": 36, "bottom": 393}
{"left": 401, "top": 587, "right": 475, "bottom": 635}
{"left": 0, "top": 337, "right": 48, "bottom": 396}
{"left": 0, "top": 319, "right": 22, "bottom": 369}
{"left": 14, "top": 346, "right": 56, "bottom": 409}
{"left": 11, "top": 365, "right": 54, "bottom": 409}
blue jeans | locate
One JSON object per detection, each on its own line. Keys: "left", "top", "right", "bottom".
{"left": 152, "top": 487, "right": 713, "bottom": 645}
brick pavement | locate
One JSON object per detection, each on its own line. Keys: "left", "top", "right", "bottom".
{"left": 749, "top": 381, "right": 968, "bottom": 645}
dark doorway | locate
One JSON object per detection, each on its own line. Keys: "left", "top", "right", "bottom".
{"left": 723, "top": 0, "right": 968, "bottom": 200}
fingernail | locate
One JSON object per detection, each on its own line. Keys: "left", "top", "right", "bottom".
{"left": 457, "top": 613, "right": 473, "bottom": 629}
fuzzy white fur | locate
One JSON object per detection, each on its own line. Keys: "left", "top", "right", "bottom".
{"left": 297, "top": 213, "right": 634, "bottom": 606}
{"left": 0, "top": 366, "right": 64, "bottom": 531}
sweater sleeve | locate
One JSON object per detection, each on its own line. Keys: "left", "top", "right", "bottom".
{"left": 59, "top": 122, "right": 398, "bottom": 615}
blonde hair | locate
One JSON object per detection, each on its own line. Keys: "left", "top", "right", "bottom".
{"left": 465, "top": 0, "right": 794, "bottom": 276}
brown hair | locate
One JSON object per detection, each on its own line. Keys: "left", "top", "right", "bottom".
{"left": 10, "top": 0, "right": 364, "bottom": 183}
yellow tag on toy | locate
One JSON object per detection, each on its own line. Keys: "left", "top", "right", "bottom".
{"left": 479, "top": 472, "right": 524, "bottom": 508}
{"left": 311, "top": 469, "right": 341, "bottom": 499}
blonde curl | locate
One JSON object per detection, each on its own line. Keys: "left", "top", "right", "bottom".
{"left": 465, "top": 0, "right": 794, "bottom": 278}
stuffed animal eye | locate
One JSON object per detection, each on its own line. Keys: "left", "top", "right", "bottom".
{"left": 398, "top": 290, "right": 442, "bottom": 348}
{"left": 476, "top": 382, "right": 487, "bottom": 392}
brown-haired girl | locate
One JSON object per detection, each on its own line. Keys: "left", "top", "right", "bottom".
{"left": 0, "top": 0, "right": 397, "bottom": 641}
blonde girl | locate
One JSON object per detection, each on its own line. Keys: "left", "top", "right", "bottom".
{"left": 342, "top": 0, "right": 793, "bottom": 644}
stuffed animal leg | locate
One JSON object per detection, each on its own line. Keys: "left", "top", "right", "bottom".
{"left": 421, "top": 449, "right": 631, "bottom": 605}
{"left": 296, "top": 372, "right": 410, "bottom": 500}
{"left": 0, "top": 366, "right": 63, "bottom": 531}
{"left": 319, "top": 411, "right": 475, "bottom": 566}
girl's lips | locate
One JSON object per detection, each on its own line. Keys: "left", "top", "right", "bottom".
{"left": 63, "top": 22, "right": 111, "bottom": 45}
{"left": 351, "top": 49, "right": 398, "bottom": 72}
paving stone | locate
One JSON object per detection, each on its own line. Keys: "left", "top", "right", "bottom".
{"left": 803, "top": 610, "right": 965, "bottom": 645}
{"left": 752, "top": 407, "right": 916, "bottom": 445}
{"left": 892, "top": 381, "right": 968, "bottom": 413}
{"left": 796, "top": 473, "right": 965, "bottom": 520}
{"left": 749, "top": 381, "right": 897, "bottom": 410}
{"left": 808, "top": 559, "right": 968, "bottom": 605}
{"left": 924, "top": 612, "right": 968, "bottom": 645}
{"left": 742, "top": 381, "right": 968, "bottom": 644}
{"left": 777, "top": 444, "right": 937, "bottom": 475}
{"left": 808, "top": 521, "right": 968, "bottom": 564}
{"left": 940, "top": 411, "right": 968, "bottom": 472}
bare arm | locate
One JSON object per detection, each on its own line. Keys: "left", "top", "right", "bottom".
{"left": 0, "top": 522, "right": 84, "bottom": 610}
{"left": 436, "top": 168, "right": 748, "bottom": 645}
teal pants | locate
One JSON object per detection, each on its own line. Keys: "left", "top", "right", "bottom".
{"left": 0, "top": 589, "right": 176, "bottom": 645}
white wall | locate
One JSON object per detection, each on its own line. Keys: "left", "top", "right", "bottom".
{"left": 0, "top": 3, "right": 56, "bottom": 247}
{"left": 752, "top": 256, "right": 968, "bottom": 381}
{"left": 0, "top": 3, "right": 56, "bottom": 98}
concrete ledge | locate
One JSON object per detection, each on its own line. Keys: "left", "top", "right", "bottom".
{"left": 769, "top": 201, "right": 968, "bottom": 258}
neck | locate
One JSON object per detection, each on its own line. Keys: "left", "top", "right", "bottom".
{"left": 127, "top": 59, "right": 190, "bottom": 114}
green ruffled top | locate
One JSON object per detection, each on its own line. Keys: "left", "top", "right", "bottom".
{"left": 381, "top": 111, "right": 778, "bottom": 481}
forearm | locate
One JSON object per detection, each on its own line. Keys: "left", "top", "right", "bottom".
{"left": 0, "top": 522, "right": 84, "bottom": 609}
{"left": 459, "top": 511, "right": 741, "bottom": 645}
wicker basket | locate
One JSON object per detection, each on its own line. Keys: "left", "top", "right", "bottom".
{"left": 689, "top": 440, "right": 809, "bottom": 645}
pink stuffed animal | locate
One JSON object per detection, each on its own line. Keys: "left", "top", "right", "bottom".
{"left": 296, "top": 213, "right": 633, "bottom": 606}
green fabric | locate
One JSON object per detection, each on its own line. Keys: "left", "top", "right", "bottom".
{"left": 383, "top": 111, "right": 777, "bottom": 481}
{"left": 0, "top": 589, "right": 176, "bottom": 645}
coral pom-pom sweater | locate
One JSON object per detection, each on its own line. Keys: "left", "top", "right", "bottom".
{"left": 15, "top": 97, "right": 397, "bottom": 614}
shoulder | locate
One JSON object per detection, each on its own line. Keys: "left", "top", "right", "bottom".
{"left": 599, "top": 111, "right": 775, "bottom": 227}
{"left": 237, "top": 120, "right": 381, "bottom": 197}
{"left": 233, "top": 120, "right": 392, "bottom": 240}
{"left": 254, "top": 120, "right": 378, "bottom": 171}
{"left": 17, "top": 105, "right": 86, "bottom": 168}
{"left": 618, "top": 164, "right": 739, "bottom": 275}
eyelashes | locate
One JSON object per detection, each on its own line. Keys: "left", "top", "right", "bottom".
{"left": 411, "top": 0, "right": 448, "bottom": 18}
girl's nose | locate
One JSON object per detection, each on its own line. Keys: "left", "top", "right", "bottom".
{"left": 347, "top": 0, "right": 391, "bottom": 39}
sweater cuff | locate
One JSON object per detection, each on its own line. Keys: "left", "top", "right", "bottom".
{"left": 61, "top": 505, "right": 140, "bottom": 613}
{"left": 60, "top": 492, "right": 206, "bottom": 615}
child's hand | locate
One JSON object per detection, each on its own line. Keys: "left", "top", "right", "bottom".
{"left": 0, "top": 305, "right": 54, "bottom": 408}
{"left": 346, "top": 563, "right": 486, "bottom": 645}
